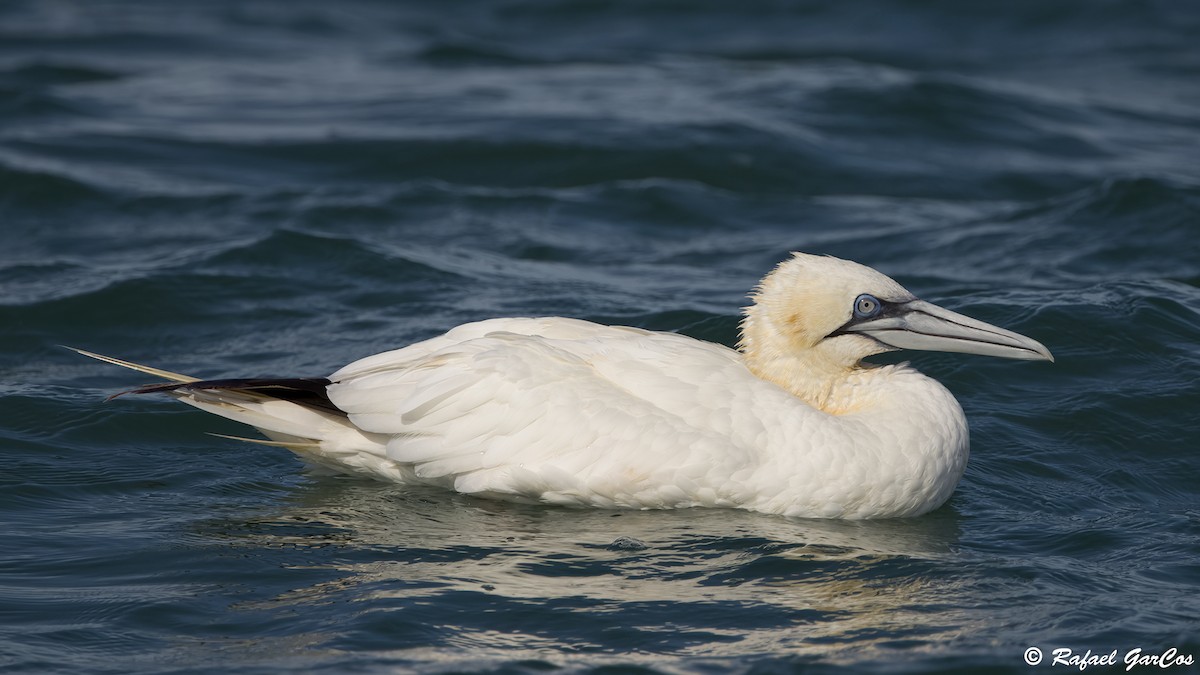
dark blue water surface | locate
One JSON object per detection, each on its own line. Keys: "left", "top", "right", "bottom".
{"left": 2, "top": 1, "right": 1199, "bottom": 673}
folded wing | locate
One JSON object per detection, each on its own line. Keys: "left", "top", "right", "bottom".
{"left": 327, "top": 318, "right": 809, "bottom": 507}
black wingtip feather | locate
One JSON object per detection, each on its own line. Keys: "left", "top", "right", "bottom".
{"left": 115, "top": 377, "right": 342, "bottom": 415}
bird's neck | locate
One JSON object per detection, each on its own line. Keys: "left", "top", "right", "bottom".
{"left": 741, "top": 350, "right": 876, "bottom": 415}
{"left": 738, "top": 308, "right": 870, "bottom": 414}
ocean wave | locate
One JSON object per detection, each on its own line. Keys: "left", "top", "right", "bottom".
{"left": 0, "top": 84, "right": 90, "bottom": 121}
{"left": 997, "top": 176, "right": 1200, "bottom": 283}
{"left": 0, "top": 162, "right": 110, "bottom": 208}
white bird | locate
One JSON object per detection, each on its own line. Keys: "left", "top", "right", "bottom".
{"left": 74, "top": 253, "right": 1052, "bottom": 519}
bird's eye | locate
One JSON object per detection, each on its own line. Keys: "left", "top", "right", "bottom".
{"left": 853, "top": 294, "right": 882, "bottom": 318}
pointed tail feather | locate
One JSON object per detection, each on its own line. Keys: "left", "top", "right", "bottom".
{"left": 70, "top": 348, "right": 390, "bottom": 475}
{"left": 207, "top": 432, "right": 322, "bottom": 451}
{"left": 67, "top": 346, "right": 341, "bottom": 416}
{"left": 66, "top": 346, "right": 199, "bottom": 383}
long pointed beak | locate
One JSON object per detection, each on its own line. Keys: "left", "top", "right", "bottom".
{"left": 845, "top": 300, "right": 1054, "bottom": 362}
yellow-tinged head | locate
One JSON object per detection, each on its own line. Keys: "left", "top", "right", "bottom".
{"left": 739, "top": 253, "right": 1052, "bottom": 406}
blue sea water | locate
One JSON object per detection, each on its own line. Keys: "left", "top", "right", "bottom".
{"left": 2, "top": 1, "right": 1199, "bottom": 673}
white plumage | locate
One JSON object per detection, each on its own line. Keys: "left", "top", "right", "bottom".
{"left": 76, "top": 253, "right": 1052, "bottom": 519}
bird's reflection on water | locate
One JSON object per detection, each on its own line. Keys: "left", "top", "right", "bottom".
{"left": 194, "top": 477, "right": 976, "bottom": 664}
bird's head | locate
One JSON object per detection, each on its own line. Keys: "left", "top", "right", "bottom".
{"left": 739, "top": 253, "right": 1053, "bottom": 378}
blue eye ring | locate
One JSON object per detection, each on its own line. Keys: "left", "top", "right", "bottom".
{"left": 853, "top": 294, "right": 882, "bottom": 318}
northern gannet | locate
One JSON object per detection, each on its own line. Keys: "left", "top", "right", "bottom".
{"left": 74, "top": 253, "right": 1053, "bottom": 519}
